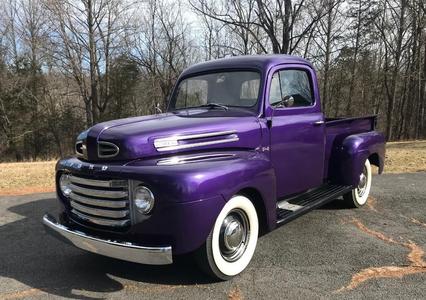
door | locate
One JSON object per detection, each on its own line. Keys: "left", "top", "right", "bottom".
{"left": 266, "top": 65, "right": 325, "bottom": 198}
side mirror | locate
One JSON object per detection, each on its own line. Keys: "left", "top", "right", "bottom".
{"left": 154, "top": 102, "right": 162, "bottom": 114}
{"left": 282, "top": 95, "right": 294, "bottom": 107}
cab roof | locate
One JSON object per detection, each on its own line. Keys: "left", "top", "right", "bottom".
{"left": 180, "top": 55, "right": 313, "bottom": 77}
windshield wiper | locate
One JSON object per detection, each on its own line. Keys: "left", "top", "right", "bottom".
{"left": 199, "top": 103, "right": 229, "bottom": 110}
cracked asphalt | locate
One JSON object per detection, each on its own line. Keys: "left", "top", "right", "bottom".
{"left": 0, "top": 172, "right": 425, "bottom": 299}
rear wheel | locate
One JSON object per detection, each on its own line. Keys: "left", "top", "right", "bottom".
{"left": 195, "top": 195, "right": 259, "bottom": 280}
{"left": 344, "top": 159, "right": 372, "bottom": 208}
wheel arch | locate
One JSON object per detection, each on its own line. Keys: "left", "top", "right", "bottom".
{"left": 368, "top": 152, "right": 384, "bottom": 174}
{"left": 333, "top": 131, "right": 385, "bottom": 187}
{"left": 237, "top": 187, "right": 269, "bottom": 236}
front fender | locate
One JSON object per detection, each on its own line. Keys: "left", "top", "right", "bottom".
{"left": 56, "top": 151, "right": 276, "bottom": 254}
{"left": 123, "top": 150, "right": 276, "bottom": 236}
{"left": 337, "top": 131, "right": 385, "bottom": 187}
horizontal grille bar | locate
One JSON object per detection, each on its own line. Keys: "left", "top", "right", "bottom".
{"left": 70, "top": 175, "right": 127, "bottom": 188}
{"left": 70, "top": 183, "right": 127, "bottom": 199}
{"left": 67, "top": 174, "right": 130, "bottom": 229}
{"left": 71, "top": 209, "right": 130, "bottom": 227}
{"left": 70, "top": 192, "right": 127, "bottom": 208}
{"left": 70, "top": 201, "right": 128, "bottom": 219}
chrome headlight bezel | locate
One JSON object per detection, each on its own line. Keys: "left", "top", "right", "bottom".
{"left": 59, "top": 173, "right": 72, "bottom": 198}
{"left": 133, "top": 185, "right": 155, "bottom": 214}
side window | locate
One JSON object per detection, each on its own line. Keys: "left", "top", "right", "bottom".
{"left": 269, "top": 69, "right": 314, "bottom": 108}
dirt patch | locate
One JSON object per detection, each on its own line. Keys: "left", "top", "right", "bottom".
{"left": 1, "top": 288, "right": 43, "bottom": 300}
{"left": 366, "top": 196, "right": 378, "bottom": 212}
{"left": 385, "top": 140, "right": 426, "bottom": 173}
{"left": 0, "top": 161, "right": 56, "bottom": 196}
{"left": 411, "top": 218, "right": 426, "bottom": 228}
{"left": 336, "top": 217, "right": 426, "bottom": 293}
{"left": 228, "top": 286, "right": 243, "bottom": 300}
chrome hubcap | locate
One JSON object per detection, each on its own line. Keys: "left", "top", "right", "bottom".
{"left": 357, "top": 166, "right": 368, "bottom": 197}
{"left": 219, "top": 209, "right": 249, "bottom": 262}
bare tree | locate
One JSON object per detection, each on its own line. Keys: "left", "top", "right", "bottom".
{"left": 127, "top": 0, "right": 195, "bottom": 110}
{"left": 190, "top": 0, "right": 331, "bottom": 55}
{"left": 345, "top": 0, "right": 378, "bottom": 115}
{"left": 375, "top": 0, "right": 410, "bottom": 140}
{"left": 309, "top": 0, "right": 345, "bottom": 111}
{"left": 1, "top": 0, "right": 426, "bottom": 161}
{"left": 44, "top": 0, "right": 131, "bottom": 125}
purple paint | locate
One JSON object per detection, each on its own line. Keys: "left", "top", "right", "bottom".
{"left": 48, "top": 55, "right": 385, "bottom": 257}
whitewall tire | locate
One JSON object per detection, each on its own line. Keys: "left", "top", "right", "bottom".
{"left": 196, "top": 195, "right": 259, "bottom": 280}
{"left": 344, "top": 159, "right": 372, "bottom": 207}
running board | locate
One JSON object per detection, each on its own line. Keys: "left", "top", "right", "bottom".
{"left": 276, "top": 184, "right": 352, "bottom": 225}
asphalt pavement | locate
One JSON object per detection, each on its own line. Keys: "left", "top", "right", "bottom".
{"left": 0, "top": 172, "right": 425, "bottom": 299}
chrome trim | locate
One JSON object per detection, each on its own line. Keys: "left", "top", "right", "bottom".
{"left": 43, "top": 214, "right": 173, "bottom": 265}
{"left": 70, "top": 201, "right": 128, "bottom": 219}
{"left": 277, "top": 201, "right": 303, "bottom": 212}
{"left": 69, "top": 183, "right": 127, "bottom": 199}
{"left": 154, "top": 130, "right": 239, "bottom": 152}
{"left": 71, "top": 209, "right": 130, "bottom": 227}
{"left": 157, "top": 153, "right": 236, "bottom": 165}
{"left": 133, "top": 186, "right": 155, "bottom": 214}
{"left": 156, "top": 137, "right": 239, "bottom": 152}
{"left": 70, "top": 192, "right": 127, "bottom": 208}
{"left": 66, "top": 175, "right": 130, "bottom": 228}
{"left": 70, "top": 175, "right": 127, "bottom": 188}
{"left": 75, "top": 141, "right": 84, "bottom": 158}
{"left": 98, "top": 141, "right": 120, "bottom": 158}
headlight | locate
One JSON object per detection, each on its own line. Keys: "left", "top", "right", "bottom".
{"left": 59, "top": 174, "right": 72, "bottom": 197}
{"left": 134, "top": 186, "right": 155, "bottom": 214}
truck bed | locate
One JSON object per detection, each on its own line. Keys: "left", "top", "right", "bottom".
{"left": 324, "top": 115, "right": 377, "bottom": 179}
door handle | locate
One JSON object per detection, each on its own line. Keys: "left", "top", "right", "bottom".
{"left": 313, "top": 120, "right": 325, "bottom": 126}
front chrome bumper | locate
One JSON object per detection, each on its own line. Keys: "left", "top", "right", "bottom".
{"left": 42, "top": 214, "right": 173, "bottom": 265}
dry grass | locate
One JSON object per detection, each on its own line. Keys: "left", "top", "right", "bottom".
{"left": 385, "top": 140, "right": 426, "bottom": 173}
{"left": 0, "top": 161, "right": 56, "bottom": 195}
{"left": 0, "top": 140, "right": 425, "bottom": 196}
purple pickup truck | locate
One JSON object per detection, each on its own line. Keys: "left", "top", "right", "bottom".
{"left": 43, "top": 55, "right": 385, "bottom": 280}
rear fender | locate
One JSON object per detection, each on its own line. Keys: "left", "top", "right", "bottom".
{"left": 335, "top": 131, "right": 385, "bottom": 187}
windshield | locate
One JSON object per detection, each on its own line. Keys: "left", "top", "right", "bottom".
{"left": 169, "top": 71, "right": 261, "bottom": 111}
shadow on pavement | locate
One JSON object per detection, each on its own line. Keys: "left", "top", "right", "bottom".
{"left": 0, "top": 196, "right": 211, "bottom": 299}
{"left": 319, "top": 198, "right": 353, "bottom": 210}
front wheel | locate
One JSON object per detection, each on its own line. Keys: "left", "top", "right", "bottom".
{"left": 343, "top": 159, "right": 372, "bottom": 208}
{"left": 195, "top": 195, "right": 259, "bottom": 280}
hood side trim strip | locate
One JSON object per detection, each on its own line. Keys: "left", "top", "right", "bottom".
{"left": 154, "top": 130, "right": 238, "bottom": 152}
{"left": 157, "top": 153, "right": 236, "bottom": 165}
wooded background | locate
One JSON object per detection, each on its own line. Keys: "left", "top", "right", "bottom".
{"left": 0, "top": 0, "right": 425, "bottom": 161}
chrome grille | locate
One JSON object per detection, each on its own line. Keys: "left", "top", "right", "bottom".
{"left": 68, "top": 174, "right": 130, "bottom": 228}
{"left": 98, "top": 141, "right": 119, "bottom": 158}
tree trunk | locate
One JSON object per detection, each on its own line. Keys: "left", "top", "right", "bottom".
{"left": 87, "top": 0, "right": 98, "bottom": 125}
{"left": 346, "top": 0, "right": 362, "bottom": 116}
{"left": 385, "top": 0, "right": 406, "bottom": 141}
{"left": 322, "top": 5, "right": 333, "bottom": 112}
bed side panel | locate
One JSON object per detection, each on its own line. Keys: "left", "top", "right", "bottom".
{"left": 324, "top": 117, "right": 375, "bottom": 180}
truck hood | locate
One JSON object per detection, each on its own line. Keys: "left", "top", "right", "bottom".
{"left": 81, "top": 110, "right": 262, "bottom": 161}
